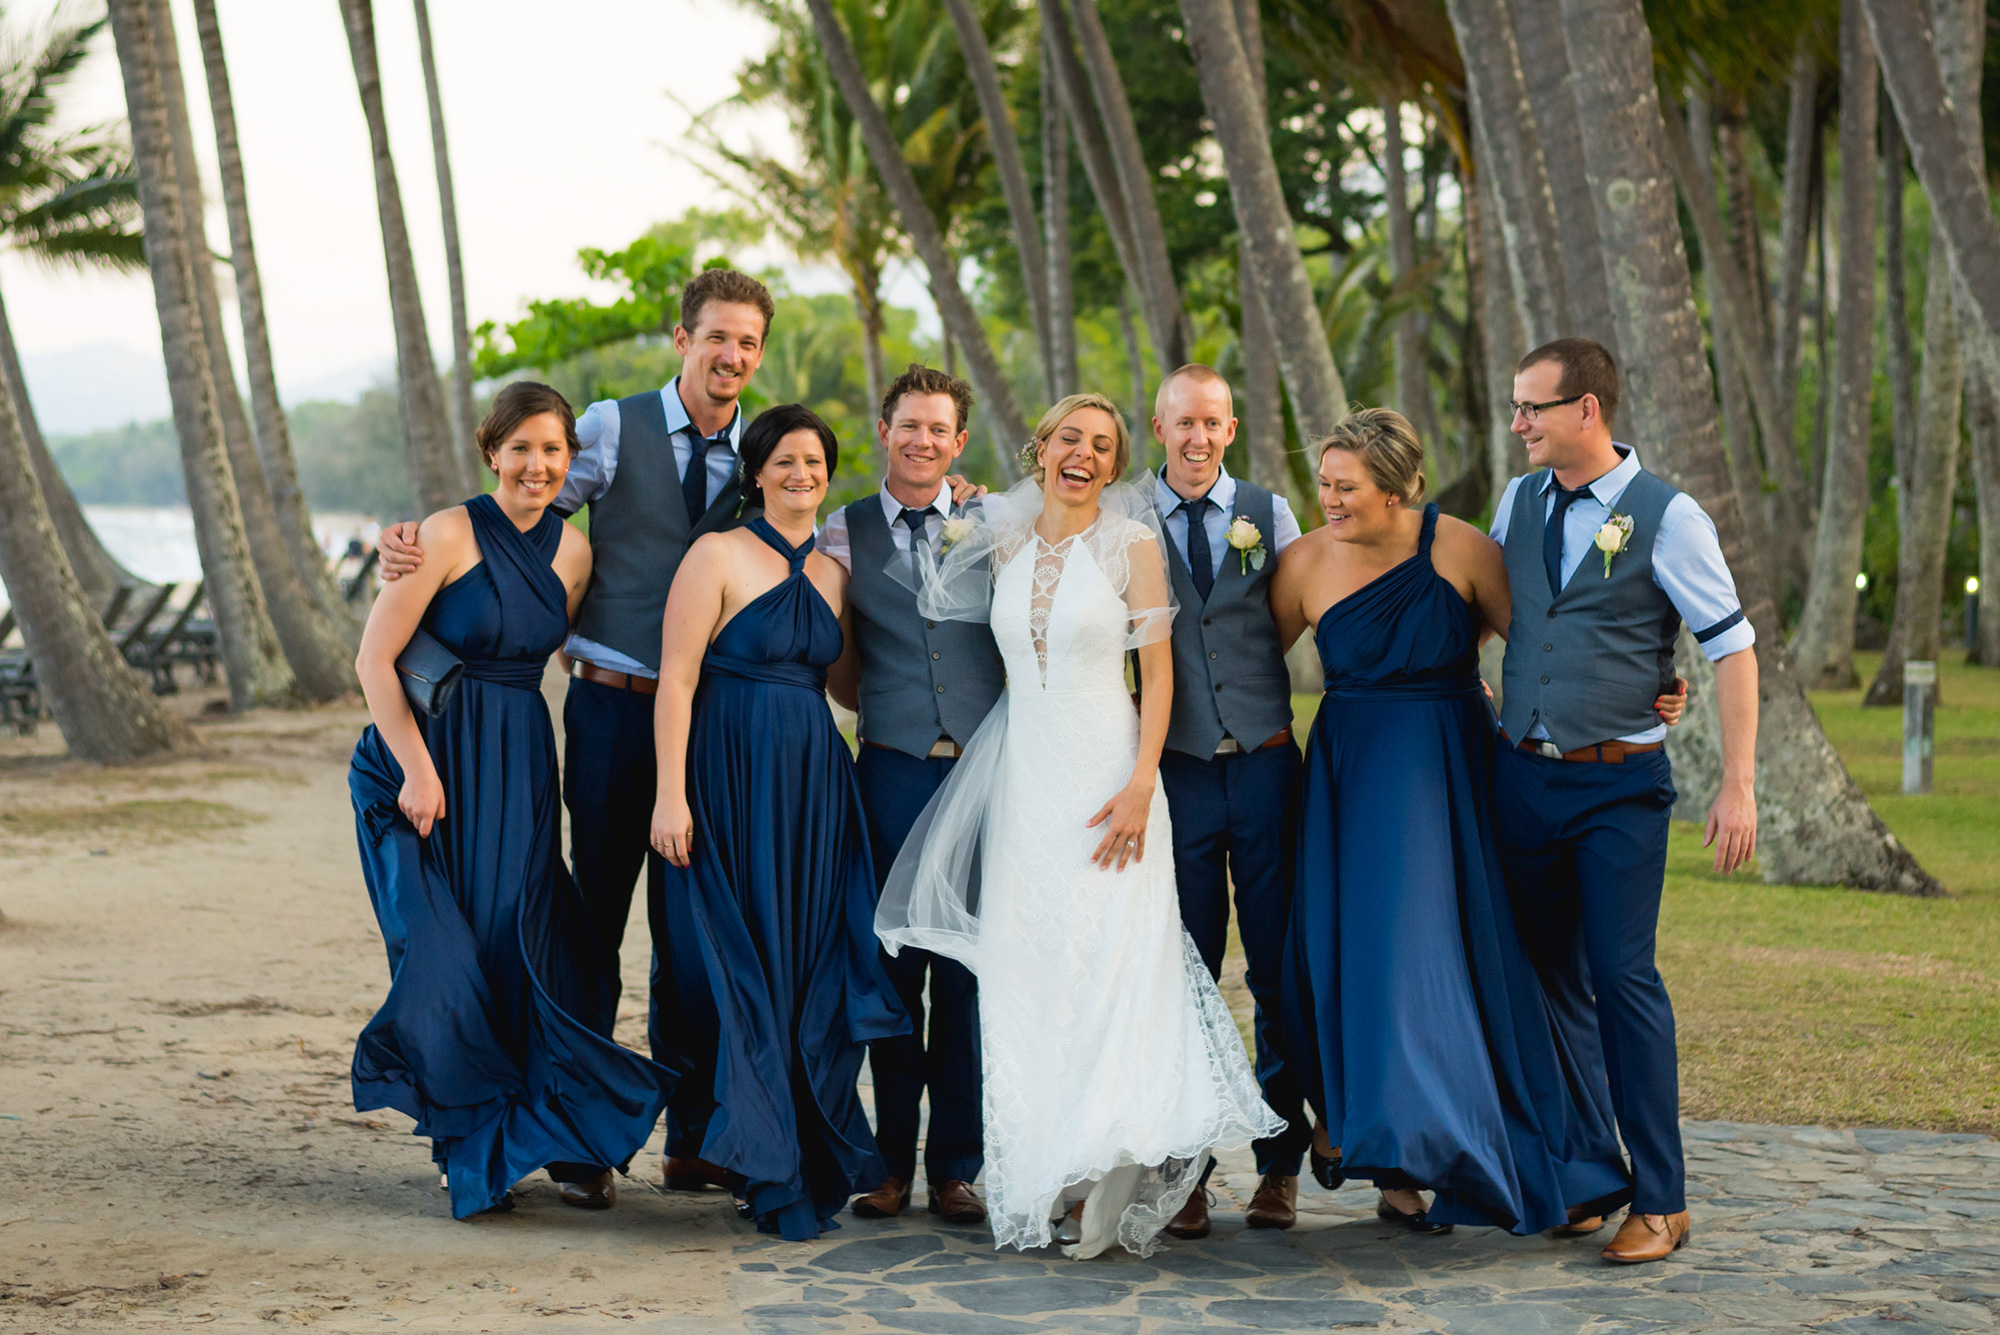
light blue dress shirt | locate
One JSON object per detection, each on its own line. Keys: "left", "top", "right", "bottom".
{"left": 1489, "top": 445, "right": 1756, "bottom": 744}
{"left": 558, "top": 375, "right": 745, "bottom": 677}
{"left": 1151, "top": 466, "right": 1303, "bottom": 578}
{"left": 816, "top": 479, "right": 954, "bottom": 574}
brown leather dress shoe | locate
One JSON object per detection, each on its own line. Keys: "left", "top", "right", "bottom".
{"left": 851, "top": 1177, "right": 911, "bottom": 1218}
{"left": 663, "top": 1156, "right": 729, "bottom": 1191}
{"left": 1244, "top": 1174, "right": 1298, "bottom": 1230}
{"left": 1552, "top": 1203, "right": 1606, "bottom": 1237}
{"left": 558, "top": 1171, "right": 616, "bottom": 1209}
{"left": 1165, "top": 1188, "right": 1211, "bottom": 1239}
{"left": 1600, "top": 1210, "right": 1691, "bottom": 1263}
{"left": 927, "top": 1179, "right": 987, "bottom": 1224}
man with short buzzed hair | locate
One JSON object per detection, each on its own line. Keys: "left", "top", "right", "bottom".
{"left": 1146, "top": 364, "right": 1314, "bottom": 1237}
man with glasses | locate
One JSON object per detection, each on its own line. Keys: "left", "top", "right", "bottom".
{"left": 1488, "top": 338, "right": 1760, "bottom": 1264}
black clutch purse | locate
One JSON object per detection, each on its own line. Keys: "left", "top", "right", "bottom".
{"left": 396, "top": 627, "right": 463, "bottom": 718}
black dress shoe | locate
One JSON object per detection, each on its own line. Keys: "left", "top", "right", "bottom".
{"left": 1309, "top": 1121, "right": 1344, "bottom": 1191}
{"left": 1376, "top": 1193, "right": 1453, "bottom": 1235}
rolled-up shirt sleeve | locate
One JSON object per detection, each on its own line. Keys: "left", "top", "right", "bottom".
{"left": 1654, "top": 494, "right": 1757, "bottom": 660}
{"left": 554, "top": 397, "right": 620, "bottom": 515}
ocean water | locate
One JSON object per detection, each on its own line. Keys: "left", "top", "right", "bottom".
{"left": 0, "top": 507, "right": 377, "bottom": 616}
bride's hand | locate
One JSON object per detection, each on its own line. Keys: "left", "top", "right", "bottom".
{"left": 1087, "top": 777, "right": 1153, "bottom": 872}
{"left": 651, "top": 795, "right": 694, "bottom": 869}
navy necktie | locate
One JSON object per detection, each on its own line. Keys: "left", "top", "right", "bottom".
{"left": 1544, "top": 482, "right": 1589, "bottom": 596}
{"left": 898, "top": 505, "right": 935, "bottom": 587}
{"left": 682, "top": 427, "right": 719, "bottom": 522}
{"left": 1180, "top": 496, "right": 1215, "bottom": 602}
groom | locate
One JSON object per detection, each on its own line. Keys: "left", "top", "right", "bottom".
{"left": 822, "top": 365, "right": 1003, "bottom": 1226}
{"left": 1146, "top": 364, "right": 1313, "bottom": 1237}
{"left": 1491, "top": 338, "right": 1759, "bottom": 1264}
{"left": 377, "top": 268, "right": 775, "bottom": 1208}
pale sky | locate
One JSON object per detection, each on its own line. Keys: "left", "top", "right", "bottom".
{"left": 2, "top": 0, "right": 795, "bottom": 399}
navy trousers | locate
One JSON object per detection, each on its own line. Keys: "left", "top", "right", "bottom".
{"left": 1493, "top": 743, "right": 1684, "bottom": 1215}
{"left": 1159, "top": 739, "right": 1312, "bottom": 1178}
{"left": 563, "top": 675, "right": 717, "bottom": 1160}
{"left": 855, "top": 743, "right": 984, "bottom": 1187}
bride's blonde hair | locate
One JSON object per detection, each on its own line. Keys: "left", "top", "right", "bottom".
{"left": 1020, "top": 392, "right": 1131, "bottom": 483}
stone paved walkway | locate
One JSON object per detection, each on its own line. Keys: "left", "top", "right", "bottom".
{"left": 725, "top": 1121, "right": 2000, "bottom": 1334}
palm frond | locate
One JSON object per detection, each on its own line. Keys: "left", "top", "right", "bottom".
{"left": 0, "top": 13, "right": 109, "bottom": 169}
{"left": 13, "top": 220, "right": 145, "bottom": 273}
{"left": 4, "top": 164, "right": 137, "bottom": 234}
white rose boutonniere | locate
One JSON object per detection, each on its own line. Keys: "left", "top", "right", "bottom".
{"left": 1224, "top": 516, "right": 1266, "bottom": 574}
{"left": 939, "top": 514, "right": 977, "bottom": 553}
{"left": 1594, "top": 511, "right": 1635, "bottom": 577}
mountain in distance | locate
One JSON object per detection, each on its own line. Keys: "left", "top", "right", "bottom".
{"left": 19, "top": 342, "right": 395, "bottom": 434}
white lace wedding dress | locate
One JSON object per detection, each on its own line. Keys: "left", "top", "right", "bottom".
{"left": 876, "top": 481, "right": 1283, "bottom": 1258}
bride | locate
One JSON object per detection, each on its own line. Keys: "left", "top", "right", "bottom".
{"left": 876, "top": 392, "right": 1283, "bottom": 1259}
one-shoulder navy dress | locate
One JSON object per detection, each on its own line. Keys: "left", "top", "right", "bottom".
{"left": 349, "top": 494, "right": 675, "bottom": 1219}
{"left": 1280, "top": 504, "right": 1631, "bottom": 1233}
{"left": 683, "top": 518, "right": 908, "bottom": 1241}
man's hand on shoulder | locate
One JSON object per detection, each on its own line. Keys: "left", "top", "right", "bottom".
{"left": 946, "top": 474, "right": 988, "bottom": 506}
{"left": 377, "top": 521, "right": 423, "bottom": 582}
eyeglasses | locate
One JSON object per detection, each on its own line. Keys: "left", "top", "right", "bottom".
{"left": 1508, "top": 394, "right": 1585, "bottom": 422}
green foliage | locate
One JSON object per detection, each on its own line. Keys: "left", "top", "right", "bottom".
{"left": 44, "top": 419, "right": 185, "bottom": 506}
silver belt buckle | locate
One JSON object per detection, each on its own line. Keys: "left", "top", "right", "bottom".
{"left": 1533, "top": 740, "right": 1564, "bottom": 760}
{"left": 1213, "top": 736, "right": 1242, "bottom": 755}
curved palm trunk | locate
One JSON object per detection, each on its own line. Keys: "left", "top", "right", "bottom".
{"left": 1866, "top": 0, "right": 1983, "bottom": 704}
{"left": 1791, "top": 0, "right": 1878, "bottom": 691}
{"left": 190, "top": 0, "right": 359, "bottom": 640}
{"left": 110, "top": 0, "right": 294, "bottom": 711}
{"left": 0, "top": 380, "right": 194, "bottom": 761}
{"left": 803, "top": 0, "right": 1030, "bottom": 457}
{"left": 1556, "top": 0, "right": 1938, "bottom": 895}
{"left": 1382, "top": 100, "right": 1432, "bottom": 447}
{"left": 1444, "top": 0, "right": 1569, "bottom": 345}
{"left": 944, "top": 0, "right": 1053, "bottom": 400}
{"left": 411, "top": 0, "right": 479, "bottom": 497}
{"left": 154, "top": 0, "right": 354, "bottom": 701}
{"left": 338, "top": 0, "right": 462, "bottom": 517}
{"left": 1469, "top": 130, "right": 1527, "bottom": 491}
{"left": 1228, "top": 0, "right": 1284, "bottom": 497}
{"left": 1506, "top": 0, "right": 1613, "bottom": 348}
{"left": 1970, "top": 371, "right": 2000, "bottom": 665}
{"left": 0, "top": 277, "right": 131, "bottom": 605}
{"left": 1067, "top": 0, "right": 1187, "bottom": 370}
{"left": 1041, "top": 28, "right": 1078, "bottom": 400}
{"left": 1175, "top": 0, "right": 1345, "bottom": 437}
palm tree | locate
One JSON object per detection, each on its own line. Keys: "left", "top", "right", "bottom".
{"left": 801, "top": 0, "right": 1032, "bottom": 455}
{"left": 1227, "top": 0, "right": 1284, "bottom": 495}
{"left": 942, "top": 0, "right": 1054, "bottom": 400}
{"left": 1041, "top": 23, "right": 1078, "bottom": 398}
{"left": 0, "top": 12, "right": 148, "bottom": 608}
{"left": 338, "top": 0, "right": 465, "bottom": 516}
{"left": 1789, "top": 0, "right": 1877, "bottom": 691}
{"left": 0, "top": 374, "right": 194, "bottom": 761}
{"left": 191, "top": 0, "right": 354, "bottom": 632}
{"left": 153, "top": 0, "right": 354, "bottom": 700}
{"left": 1551, "top": 0, "right": 1939, "bottom": 895}
{"left": 411, "top": 0, "right": 479, "bottom": 488}
{"left": 1175, "top": 0, "right": 1346, "bottom": 436}
{"left": 110, "top": 0, "right": 295, "bottom": 710}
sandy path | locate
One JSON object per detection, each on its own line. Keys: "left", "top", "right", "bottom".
{"left": 0, "top": 674, "right": 798, "bottom": 1331}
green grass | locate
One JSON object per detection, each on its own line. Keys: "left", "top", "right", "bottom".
{"left": 1279, "top": 652, "right": 1999, "bottom": 1131}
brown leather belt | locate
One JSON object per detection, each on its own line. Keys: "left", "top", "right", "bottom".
{"left": 1215, "top": 726, "right": 1293, "bottom": 756}
{"left": 1519, "top": 737, "right": 1662, "bottom": 764}
{"left": 865, "top": 738, "right": 964, "bottom": 759}
{"left": 570, "top": 659, "right": 658, "bottom": 695}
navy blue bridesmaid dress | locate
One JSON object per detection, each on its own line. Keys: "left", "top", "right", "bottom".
{"left": 682, "top": 517, "right": 907, "bottom": 1241}
{"left": 349, "top": 493, "right": 675, "bottom": 1220}
{"left": 1281, "top": 504, "right": 1632, "bottom": 1233}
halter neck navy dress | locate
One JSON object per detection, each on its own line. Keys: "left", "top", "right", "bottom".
{"left": 1280, "top": 504, "right": 1632, "bottom": 1233}
{"left": 684, "top": 518, "right": 907, "bottom": 1241}
{"left": 348, "top": 494, "right": 675, "bottom": 1219}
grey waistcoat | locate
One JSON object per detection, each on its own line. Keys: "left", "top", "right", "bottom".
{"left": 1157, "top": 482, "right": 1293, "bottom": 758}
{"left": 845, "top": 500, "right": 1007, "bottom": 758}
{"left": 572, "top": 390, "right": 746, "bottom": 671}
{"left": 1499, "top": 466, "right": 1681, "bottom": 752}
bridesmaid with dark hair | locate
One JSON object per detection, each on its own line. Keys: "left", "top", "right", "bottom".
{"left": 650, "top": 403, "right": 908, "bottom": 1241}
{"left": 349, "top": 382, "right": 675, "bottom": 1220}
